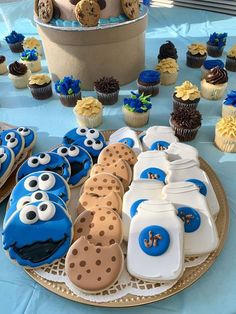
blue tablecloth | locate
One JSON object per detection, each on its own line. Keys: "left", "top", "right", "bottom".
{"left": 0, "top": 4, "right": 236, "bottom": 314}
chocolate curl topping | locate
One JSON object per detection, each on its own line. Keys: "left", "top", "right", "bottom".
{"left": 205, "top": 66, "right": 228, "bottom": 85}
{"left": 94, "top": 76, "right": 120, "bottom": 93}
{"left": 171, "top": 107, "right": 202, "bottom": 129}
{"left": 9, "top": 61, "right": 28, "bottom": 76}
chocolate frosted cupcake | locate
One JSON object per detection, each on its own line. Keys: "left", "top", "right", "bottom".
{"left": 137, "top": 70, "right": 160, "bottom": 97}
{"left": 225, "top": 45, "right": 236, "bottom": 72}
{"left": 201, "top": 59, "right": 224, "bottom": 79}
{"left": 158, "top": 41, "right": 178, "bottom": 61}
{"left": 8, "top": 61, "right": 31, "bottom": 89}
{"left": 173, "top": 81, "right": 200, "bottom": 110}
{"left": 0, "top": 56, "right": 7, "bottom": 75}
{"left": 94, "top": 76, "right": 119, "bottom": 105}
{"left": 201, "top": 66, "right": 228, "bottom": 100}
{"left": 170, "top": 107, "right": 202, "bottom": 142}
{"left": 186, "top": 43, "right": 207, "bottom": 68}
{"left": 5, "top": 31, "right": 24, "bottom": 53}
{"left": 28, "top": 74, "right": 52, "bottom": 100}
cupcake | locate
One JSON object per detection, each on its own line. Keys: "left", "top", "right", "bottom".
{"left": 158, "top": 41, "right": 178, "bottom": 61}
{"left": 201, "top": 59, "right": 224, "bottom": 79}
{"left": 5, "top": 31, "right": 24, "bottom": 53}
{"left": 215, "top": 116, "right": 236, "bottom": 152}
{"left": 186, "top": 43, "right": 207, "bottom": 68}
{"left": 55, "top": 76, "right": 81, "bottom": 107}
{"left": 0, "top": 56, "right": 7, "bottom": 75}
{"left": 20, "top": 49, "right": 41, "bottom": 73}
{"left": 8, "top": 61, "right": 31, "bottom": 89}
{"left": 207, "top": 32, "right": 227, "bottom": 57}
{"left": 225, "top": 45, "right": 236, "bottom": 72}
{"left": 73, "top": 97, "right": 103, "bottom": 128}
{"left": 170, "top": 107, "right": 202, "bottom": 142}
{"left": 137, "top": 70, "right": 160, "bottom": 97}
{"left": 28, "top": 74, "right": 52, "bottom": 100}
{"left": 222, "top": 91, "right": 236, "bottom": 118}
{"left": 94, "top": 76, "right": 119, "bottom": 105}
{"left": 156, "top": 58, "right": 179, "bottom": 85}
{"left": 201, "top": 66, "right": 228, "bottom": 100}
{"left": 173, "top": 81, "right": 200, "bottom": 110}
{"left": 23, "top": 37, "right": 42, "bottom": 55}
{"left": 122, "top": 92, "right": 152, "bottom": 127}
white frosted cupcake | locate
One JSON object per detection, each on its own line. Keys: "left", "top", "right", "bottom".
{"left": 73, "top": 97, "right": 103, "bottom": 128}
{"left": 8, "top": 61, "right": 31, "bottom": 89}
{"left": 215, "top": 116, "right": 236, "bottom": 152}
{"left": 222, "top": 91, "right": 236, "bottom": 118}
{"left": 20, "top": 49, "right": 41, "bottom": 73}
{"left": 0, "top": 56, "right": 7, "bottom": 75}
{"left": 23, "top": 37, "right": 42, "bottom": 55}
{"left": 156, "top": 58, "right": 179, "bottom": 85}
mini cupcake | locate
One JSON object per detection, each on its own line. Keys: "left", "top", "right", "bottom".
{"left": 73, "top": 97, "right": 103, "bottom": 128}
{"left": 28, "top": 74, "right": 52, "bottom": 100}
{"left": 5, "top": 31, "right": 25, "bottom": 53}
{"left": 186, "top": 43, "right": 207, "bottom": 68}
{"left": 8, "top": 61, "right": 31, "bottom": 89}
{"left": 215, "top": 116, "right": 236, "bottom": 152}
{"left": 23, "top": 37, "right": 42, "bottom": 55}
{"left": 158, "top": 41, "right": 178, "bottom": 61}
{"left": 55, "top": 76, "right": 81, "bottom": 107}
{"left": 94, "top": 76, "right": 119, "bottom": 105}
{"left": 201, "top": 59, "right": 224, "bottom": 79}
{"left": 122, "top": 92, "right": 152, "bottom": 127}
{"left": 137, "top": 70, "right": 160, "bottom": 97}
{"left": 201, "top": 66, "right": 228, "bottom": 100}
{"left": 173, "top": 81, "right": 200, "bottom": 110}
{"left": 225, "top": 45, "right": 236, "bottom": 72}
{"left": 20, "top": 49, "right": 41, "bottom": 73}
{"left": 207, "top": 32, "right": 227, "bottom": 57}
{"left": 0, "top": 56, "right": 7, "bottom": 75}
{"left": 222, "top": 91, "right": 236, "bottom": 118}
{"left": 170, "top": 107, "right": 202, "bottom": 142}
{"left": 156, "top": 58, "right": 179, "bottom": 85}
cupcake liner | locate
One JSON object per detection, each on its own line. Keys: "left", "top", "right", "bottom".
{"left": 201, "top": 80, "right": 227, "bottom": 100}
{"left": 94, "top": 89, "right": 119, "bottom": 105}
{"left": 21, "top": 59, "right": 41, "bottom": 73}
{"left": 207, "top": 44, "right": 225, "bottom": 57}
{"left": 160, "top": 72, "right": 178, "bottom": 85}
{"left": 215, "top": 132, "right": 236, "bottom": 153}
{"left": 0, "top": 62, "right": 8, "bottom": 75}
{"left": 225, "top": 56, "right": 236, "bottom": 72}
{"left": 169, "top": 118, "right": 200, "bottom": 142}
{"left": 200, "top": 66, "right": 209, "bottom": 79}
{"left": 137, "top": 81, "right": 160, "bottom": 97}
{"left": 186, "top": 53, "right": 207, "bottom": 68}
{"left": 29, "top": 83, "right": 52, "bottom": 100}
{"left": 172, "top": 95, "right": 199, "bottom": 111}
{"left": 222, "top": 104, "right": 236, "bottom": 118}
{"left": 74, "top": 110, "right": 103, "bottom": 128}
{"left": 59, "top": 92, "right": 81, "bottom": 107}
{"left": 8, "top": 41, "right": 24, "bottom": 53}
{"left": 9, "top": 70, "right": 31, "bottom": 89}
{"left": 122, "top": 107, "right": 149, "bottom": 127}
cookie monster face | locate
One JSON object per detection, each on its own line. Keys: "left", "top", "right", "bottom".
{"left": 52, "top": 144, "right": 92, "bottom": 187}
{"left": 9, "top": 171, "right": 70, "bottom": 208}
{"left": 3, "top": 201, "right": 72, "bottom": 267}
{"left": 0, "top": 129, "right": 25, "bottom": 160}
{"left": 15, "top": 127, "right": 36, "bottom": 151}
{"left": 0, "top": 145, "right": 14, "bottom": 181}
{"left": 16, "top": 152, "right": 71, "bottom": 182}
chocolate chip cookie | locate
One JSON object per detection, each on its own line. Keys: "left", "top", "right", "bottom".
{"left": 121, "top": 0, "right": 140, "bottom": 20}
{"left": 74, "top": 0, "right": 100, "bottom": 27}
{"left": 35, "top": 0, "right": 54, "bottom": 24}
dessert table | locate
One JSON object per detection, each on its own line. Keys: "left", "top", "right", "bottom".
{"left": 0, "top": 4, "right": 236, "bottom": 314}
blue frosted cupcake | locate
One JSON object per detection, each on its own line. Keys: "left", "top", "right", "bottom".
{"left": 5, "top": 31, "right": 25, "bottom": 53}
{"left": 222, "top": 90, "right": 236, "bottom": 118}
{"left": 207, "top": 32, "right": 227, "bottom": 57}
{"left": 137, "top": 70, "right": 160, "bottom": 97}
{"left": 55, "top": 76, "right": 81, "bottom": 107}
{"left": 201, "top": 59, "right": 224, "bottom": 79}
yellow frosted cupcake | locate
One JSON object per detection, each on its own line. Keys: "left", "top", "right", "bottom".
{"left": 215, "top": 116, "right": 236, "bottom": 152}
{"left": 28, "top": 74, "right": 52, "bottom": 100}
{"left": 20, "top": 49, "right": 41, "bottom": 73}
{"left": 186, "top": 43, "right": 207, "bottom": 68}
{"left": 23, "top": 37, "right": 42, "bottom": 55}
{"left": 156, "top": 58, "right": 179, "bottom": 85}
{"left": 225, "top": 45, "right": 236, "bottom": 72}
{"left": 173, "top": 81, "right": 200, "bottom": 110}
{"left": 73, "top": 97, "right": 103, "bottom": 128}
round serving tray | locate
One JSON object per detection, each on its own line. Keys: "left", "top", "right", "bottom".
{"left": 25, "top": 130, "right": 229, "bottom": 307}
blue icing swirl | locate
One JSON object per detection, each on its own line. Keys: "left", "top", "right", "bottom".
{"left": 138, "top": 70, "right": 160, "bottom": 84}
{"left": 5, "top": 31, "right": 24, "bottom": 44}
{"left": 177, "top": 207, "right": 201, "bottom": 233}
{"left": 140, "top": 167, "right": 166, "bottom": 183}
{"left": 130, "top": 199, "right": 148, "bottom": 218}
{"left": 224, "top": 90, "right": 236, "bottom": 107}
{"left": 20, "top": 49, "right": 38, "bottom": 61}
{"left": 186, "top": 179, "right": 207, "bottom": 196}
{"left": 150, "top": 141, "right": 170, "bottom": 151}
{"left": 203, "top": 59, "right": 224, "bottom": 70}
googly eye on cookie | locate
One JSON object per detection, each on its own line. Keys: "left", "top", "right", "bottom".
{"left": 0, "top": 129, "right": 25, "bottom": 161}
{"left": 0, "top": 145, "right": 15, "bottom": 188}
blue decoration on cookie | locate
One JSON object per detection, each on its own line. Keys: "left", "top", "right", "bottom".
{"left": 3, "top": 201, "right": 72, "bottom": 267}
{"left": 130, "top": 199, "right": 148, "bottom": 218}
{"left": 0, "top": 129, "right": 24, "bottom": 159}
{"left": 150, "top": 141, "right": 170, "bottom": 151}
{"left": 139, "top": 225, "right": 170, "bottom": 256}
{"left": 203, "top": 59, "right": 224, "bottom": 70}
{"left": 15, "top": 127, "right": 36, "bottom": 151}
{"left": 224, "top": 90, "right": 236, "bottom": 107}
{"left": 186, "top": 179, "right": 207, "bottom": 196}
{"left": 0, "top": 145, "right": 14, "bottom": 180}
{"left": 52, "top": 144, "right": 92, "bottom": 186}
{"left": 140, "top": 167, "right": 166, "bottom": 183}
{"left": 138, "top": 70, "right": 160, "bottom": 84}
{"left": 177, "top": 207, "right": 201, "bottom": 233}
{"left": 118, "top": 137, "right": 135, "bottom": 148}
{"left": 16, "top": 152, "right": 71, "bottom": 182}
{"left": 5, "top": 31, "right": 24, "bottom": 44}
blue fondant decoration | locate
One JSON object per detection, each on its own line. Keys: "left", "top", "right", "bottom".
{"left": 130, "top": 199, "right": 148, "bottom": 218}
{"left": 203, "top": 59, "right": 224, "bottom": 70}
{"left": 5, "top": 31, "right": 24, "bottom": 44}
{"left": 138, "top": 70, "right": 160, "bottom": 84}
{"left": 0, "top": 145, "right": 14, "bottom": 180}
{"left": 15, "top": 127, "right": 36, "bottom": 151}
{"left": 140, "top": 167, "right": 166, "bottom": 183}
{"left": 3, "top": 201, "right": 72, "bottom": 267}
{"left": 224, "top": 90, "right": 236, "bottom": 107}
{"left": 177, "top": 207, "right": 201, "bottom": 233}
{"left": 0, "top": 129, "right": 24, "bottom": 159}
{"left": 139, "top": 225, "right": 170, "bottom": 256}
{"left": 186, "top": 179, "right": 207, "bottom": 196}
{"left": 118, "top": 137, "right": 135, "bottom": 148}
{"left": 150, "top": 140, "right": 170, "bottom": 151}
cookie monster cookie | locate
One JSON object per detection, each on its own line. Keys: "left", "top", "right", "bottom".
{"left": 0, "top": 129, "right": 25, "bottom": 161}
{"left": 0, "top": 145, "right": 15, "bottom": 188}
{"left": 3, "top": 201, "right": 72, "bottom": 268}
{"left": 122, "top": 0, "right": 139, "bottom": 20}
{"left": 52, "top": 144, "right": 92, "bottom": 187}
{"left": 15, "top": 127, "right": 37, "bottom": 152}
{"left": 65, "top": 237, "right": 124, "bottom": 293}
{"left": 16, "top": 152, "right": 71, "bottom": 182}
{"left": 74, "top": 0, "right": 100, "bottom": 27}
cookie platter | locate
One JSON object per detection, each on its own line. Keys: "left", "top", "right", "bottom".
{"left": 23, "top": 129, "right": 229, "bottom": 308}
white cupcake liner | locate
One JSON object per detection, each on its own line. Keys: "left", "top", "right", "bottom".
{"left": 222, "top": 103, "right": 236, "bottom": 118}
{"left": 74, "top": 110, "right": 103, "bottom": 128}
{"left": 9, "top": 69, "right": 31, "bottom": 89}
{"left": 137, "top": 81, "right": 160, "bottom": 97}
{"left": 201, "top": 80, "right": 227, "bottom": 100}
{"left": 20, "top": 58, "right": 41, "bottom": 73}
{"left": 122, "top": 107, "right": 149, "bottom": 128}
{"left": 215, "top": 132, "right": 236, "bottom": 153}
{"left": 94, "top": 89, "right": 119, "bottom": 105}
{"left": 160, "top": 72, "right": 178, "bottom": 85}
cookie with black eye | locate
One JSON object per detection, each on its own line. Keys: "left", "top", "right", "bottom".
{"left": 15, "top": 127, "right": 37, "bottom": 152}
{"left": 0, "top": 129, "right": 25, "bottom": 161}
{"left": 0, "top": 145, "right": 15, "bottom": 188}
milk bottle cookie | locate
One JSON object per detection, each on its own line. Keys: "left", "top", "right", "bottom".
{"left": 166, "top": 142, "right": 199, "bottom": 165}
{"left": 127, "top": 199, "right": 184, "bottom": 281}
{"left": 163, "top": 182, "right": 219, "bottom": 255}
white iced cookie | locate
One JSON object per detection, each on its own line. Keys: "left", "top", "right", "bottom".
{"left": 166, "top": 159, "right": 220, "bottom": 218}
{"left": 109, "top": 127, "right": 143, "bottom": 155}
{"left": 142, "top": 126, "right": 179, "bottom": 151}
{"left": 133, "top": 151, "right": 170, "bottom": 184}
{"left": 127, "top": 199, "right": 184, "bottom": 281}
{"left": 166, "top": 142, "right": 199, "bottom": 165}
{"left": 163, "top": 182, "right": 219, "bottom": 255}
{"left": 122, "top": 180, "right": 164, "bottom": 241}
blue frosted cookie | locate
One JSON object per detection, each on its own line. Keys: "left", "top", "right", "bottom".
{"left": 0, "top": 129, "right": 25, "bottom": 160}
{"left": 16, "top": 152, "right": 71, "bottom": 182}
{"left": 15, "top": 127, "right": 37, "bottom": 151}
{"left": 0, "top": 145, "right": 15, "bottom": 187}
{"left": 3, "top": 200, "right": 72, "bottom": 268}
